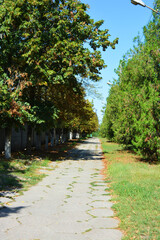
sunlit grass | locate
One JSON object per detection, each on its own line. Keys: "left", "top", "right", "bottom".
{"left": 0, "top": 139, "right": 79, "bottom": 197}
{"left": 100, "top": 138, "right": 160, "bottom": 240}
{"left": 0, "top": 157, "right": 51, "bottom": 193}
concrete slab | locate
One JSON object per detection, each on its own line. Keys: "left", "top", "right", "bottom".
{"left": 83, "top": 228, "right": 123, "bottom": 240}
{"left": 0, "top": 138, "right": 122, "bottom": 240}
{"left": 90, "top": 195, "right": 112, "bottom": 202}
{"left": 88, "top": 208, "right": 114, "bottom": 218}
{"left": 88, "top": 200, "right": 114, "bottom": 209}
{"left": 88, "top": 217, "right": 119, "bottom": 229}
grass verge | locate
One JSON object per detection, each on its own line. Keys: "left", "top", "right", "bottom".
{"left": 0, "top": 139, "right": 79, "bottom": 203}
{"left": 0, "top": 157, "right": 50, "bottom": 194}
{"left": 100, "top": 138, "right": 160, "bottom": 240}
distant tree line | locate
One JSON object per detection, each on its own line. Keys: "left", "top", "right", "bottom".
{"left": 0, "top": 0, "right": 117, "bottom": 158}
{"left": 100, "top": 0, "right": 160, "bottom": 161}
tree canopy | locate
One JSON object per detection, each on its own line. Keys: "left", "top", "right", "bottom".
{"left": 0, "top": 0, "right": 117, "bottom": 157}
{"left": 100, "top": 1, "right": 160, "bottom": 161}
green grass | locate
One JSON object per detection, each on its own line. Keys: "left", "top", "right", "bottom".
{"left": 0, "top": 157, "right": 51, "bottom": 195}
{"left": 100, "top": 138, "right": 160, "bottom": 240}
{"left": 0, "top": 139, "right": 80, "bottom": 197}
{"left": 101, "top": 140, "right": 123, "bottom": 153}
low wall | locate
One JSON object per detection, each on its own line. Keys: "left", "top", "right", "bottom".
{"left": 0, "top": 127, "right": 80, "bottom": 153}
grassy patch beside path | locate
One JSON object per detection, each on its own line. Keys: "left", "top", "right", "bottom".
{"left": 0, "top": 157, "right": 50, "bottom": 194}
{"left": 100, "top": 138, "right": 160, "bottom": 240}
{"left": 0, "top": 139, "right": 78, "bottom": 202}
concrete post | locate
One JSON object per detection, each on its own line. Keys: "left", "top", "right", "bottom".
{"left": 5, "top": 127, "right": 12, "bottom": 159}
{"left": 69, "top": 131, "right": 73, "bottom": 140}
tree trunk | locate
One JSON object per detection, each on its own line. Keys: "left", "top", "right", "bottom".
{"left": 51, "top": 129, "right": 54, "bottom": 147}
{"left": 55, "top": 129, "right": 59, "bottom": 145}
{"left": 45, "top": 131, "right": 49, "bottom": 150}
{"left": 66, "top": 129, "right": 69, "bottom": 141}
{"left": 27, "top": 125, "right": 32, "bottom": 154}
{"left": 5, "top": 127, "right": 12, "bottom": 159}
{"left": 54, "top": 128, "right": 56, "bottom": 145}
{"left": 69, "top": 131, "right": 73, "bottom": 140}
{"left": 60, "top": 128, "right": 64, "bottom": 143}
{"left": 36, "top": 132, "right": 41, "bottom": 150}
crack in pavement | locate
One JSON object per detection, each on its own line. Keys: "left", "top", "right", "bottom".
{"left": 0, "top": 137, "right": 123, "bottom": 240}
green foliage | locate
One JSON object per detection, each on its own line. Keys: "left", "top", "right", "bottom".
{"left": 100, "top": 1, "right": 160, "bottom": 161}
{"left": 0, "top": 78, "right": 30, "bottom": 128}
{"left": 0, "top": 0, "right": 116, "bottom": 135}
{"left": 92, "top": 131, "right": 99, "bottom": 137}
{"left": 78, "top": 100, "right": 99, "bottom": 134}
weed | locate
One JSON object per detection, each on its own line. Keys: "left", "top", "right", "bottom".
{"left": 86, "top": 209, "right": 97, "bottom": 218}
{"left": 78, "top": 167, "right": 83, "bottom": 172}
{"left": 66, "top": 194, "right": 71, "bottom": 199}
{"left": 72, "top": 181, "right": 77, "bottom": 184}
{"left": 82, "top": 228, "right": 92, "bottom": 234}
{"left": 90, "top": 181, "right": 97, "bottom": 187}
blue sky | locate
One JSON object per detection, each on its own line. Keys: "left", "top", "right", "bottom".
{"left": 81, "top": 0, "right": 155, "bottom": 123}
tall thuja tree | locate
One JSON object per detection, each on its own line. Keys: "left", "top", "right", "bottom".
{"left": 110, "top": 57, "right": 142, "bottom": 145}
{"left": 104, "top": 1, "right": 160, "bottom": 160}
{"left": 113, "top": 43, "right": 159, "bottom": 160}
{"left": 101, "top": 0, "right": 159, "bottom": 160}
{"left": 131, "top": 1, "right": 160, "bottom": 160}
{"left": 100, "top": 83, "right": 121, "bottom": 140}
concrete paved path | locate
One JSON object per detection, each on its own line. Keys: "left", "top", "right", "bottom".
{"left": 0, "top": 138, "right": 123, "bottom": 240}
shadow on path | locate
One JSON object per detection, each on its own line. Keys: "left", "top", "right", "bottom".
{"left": 0, "top": 206, "right": 27, "bottom": 218}
{"left": 68, "top": 138, "right": 102, "bottom": 161}
{"left": 0, "top": 160, "right": 23, "bottom": 192}
{"left": 68, "top": 149, "right": 102, "bottom": 161}
{"left": 78, "top": 140, "right": 100, "bottom": 145}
